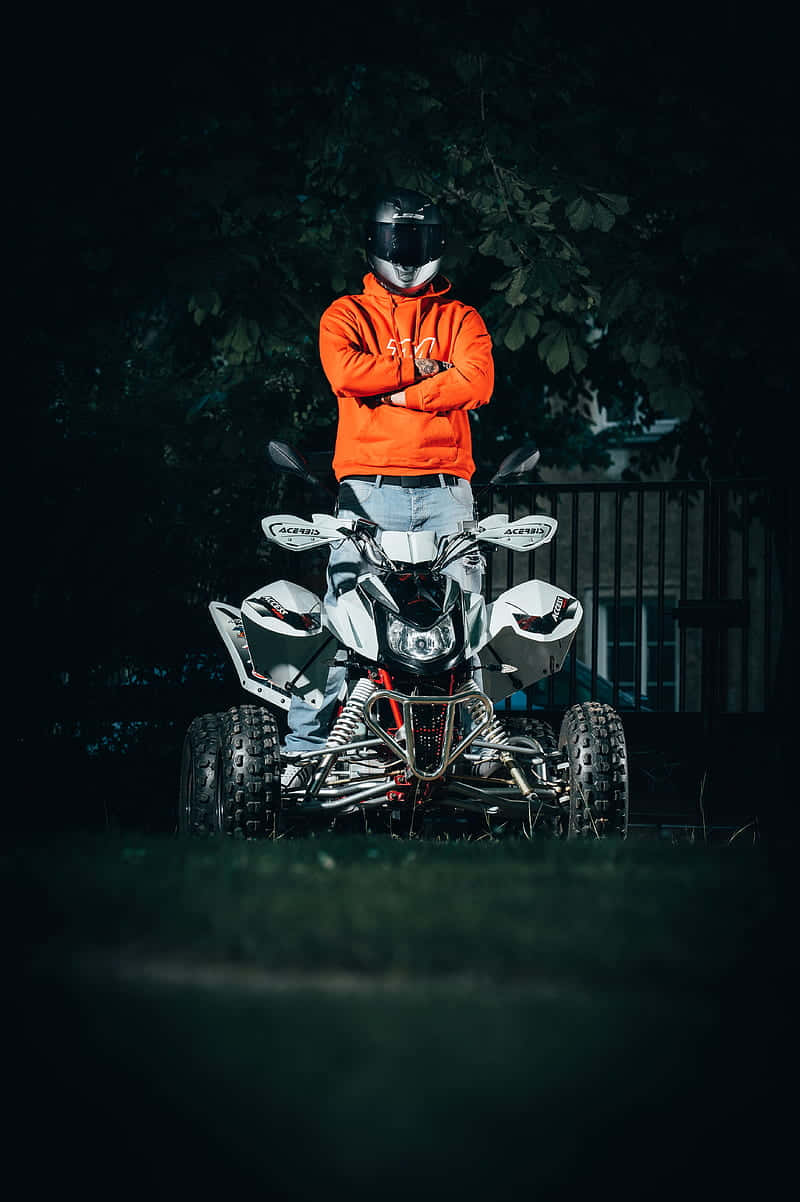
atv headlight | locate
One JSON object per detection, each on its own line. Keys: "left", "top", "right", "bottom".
{"left": 386, "top": 614, "right": 456, "bottom": 662}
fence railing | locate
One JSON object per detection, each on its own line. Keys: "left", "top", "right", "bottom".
{"left": 485, "top": 477, "right": 788, "bottom": 715}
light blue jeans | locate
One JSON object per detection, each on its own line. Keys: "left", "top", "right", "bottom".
{"left": 284, "top": 475, "right": 480, "bottom": 752}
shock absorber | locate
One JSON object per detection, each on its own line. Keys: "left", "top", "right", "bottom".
{"left": 461, "top": 681, "right": 538, "bottom": 799}
{"left": 307, "top": 677, "right": 379, "bottom": 797}
{"left": 327, "top": 677, "right": 378, "bottom": 748}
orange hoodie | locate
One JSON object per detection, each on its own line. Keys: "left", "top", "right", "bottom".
{"left": 320, "top": 273, "right": 493, "bottom": 481}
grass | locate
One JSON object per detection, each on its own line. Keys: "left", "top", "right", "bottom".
{"left": 6, "top": 833, "right": 787, "bottom": 1199}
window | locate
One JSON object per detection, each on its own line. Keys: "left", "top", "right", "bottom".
{"left": 585, "top": 595, "right": 679, "bottom": 711}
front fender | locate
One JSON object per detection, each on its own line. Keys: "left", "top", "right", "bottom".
{"left": 478, "top": 580, "right": 583, "bottom": 702}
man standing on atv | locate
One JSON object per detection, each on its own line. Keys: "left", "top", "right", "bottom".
{"left": 282, "top": 187, "right": 494, "bottom": 783}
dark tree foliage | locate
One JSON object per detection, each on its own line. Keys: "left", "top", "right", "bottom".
{"left": 20, "top": 7, "right": 795, "bottom": 695}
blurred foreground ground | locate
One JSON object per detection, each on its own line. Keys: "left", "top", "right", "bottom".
{"left": 5, "top": 834, "right": 790, "bottom": 1199}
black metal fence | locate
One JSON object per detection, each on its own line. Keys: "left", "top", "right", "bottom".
{"left": 485, "top": 478, "right": 788, "bottom": 717}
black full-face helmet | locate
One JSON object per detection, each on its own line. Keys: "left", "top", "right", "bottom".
{"left": 365, "top": 188, "right": 446, "bottom": 295}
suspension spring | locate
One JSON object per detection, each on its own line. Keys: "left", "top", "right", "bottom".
{"left": 306, "top": 677, "right": 380, "bottom": 800}
{"left": 326, "top": 677, "right": 379, "bottom": 748}
{"left": 460, "top": 680, "right": 538, "bottom": 799}
{"left": 461, "top": 679, "right": 512, "bottom": 748}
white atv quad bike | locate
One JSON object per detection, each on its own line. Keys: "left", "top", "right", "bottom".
{"left": 179, "top": 442, "right": 629, "bottom": 840}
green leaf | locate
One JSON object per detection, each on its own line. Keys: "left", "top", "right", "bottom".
{"left": 530, "top": 260, "right": 564, "bottom": 299}
{"left": 546, "top": 330, "right": 570, "bottom": 373}
{"left": 568, "top": 335, "right": 588, "bottom": 373}
{"left": 566, "top": 197, "right": 593, "bottom": 231}
{"left": 506, "top": 269, "right": 529, "bottom": 307}
{"left": 504, "top": 311, "right": 526, "bottom": 351}
{"left": 490, "top": 271, "right": 515, "bottom": 292}
{"left": 496, "top": 238, "right": 518, "bottom": 267}
{"left": 538, "top": 326, "right": 570, "bottom": 374}
{"left": 189, "top": 289, "right": 222, "bottom": 318}
{"left": 595, "top": 192, "right": 630, "bottom": 215}
{"left": 593, "top": 203, "right": 616, "bottom": 232}
{"left": 230, "top": 320, "right": 253, "bottom": 353}
{"left": 555, "top": 293, "right": 579, "bottom": 314}
{"left": 472, "top": 190, "right": 496, "bottom": 215}
{"left": 522, "top": 309, "right": 540, "bottom": 338}
{"left": 479, "top": 229, "right": 517, "bottom": 265}
{"left": 581, "top": 283, "right": 601, "bottom": 308}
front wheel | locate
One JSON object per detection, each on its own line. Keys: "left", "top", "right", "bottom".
{"left": 179, "top": 705, "right": 280, "bottom": 837}
{"left": 558, "top": 702, "right": 629, "bottom": 839}
{"left": 218, "top": 705, "right": 280, "bottom": 838}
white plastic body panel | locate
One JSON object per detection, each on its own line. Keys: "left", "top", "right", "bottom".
{"left": 323, "top": 585, "right": 380, "bottom": 661}
{"left": 379, "top": 529, "right": 438, "bottom": 564}
{"left": 210, "top": 580, "right": 333, "bottom": 710}
{"left": 478, "top": 580, "right": 583, "bottom": 702}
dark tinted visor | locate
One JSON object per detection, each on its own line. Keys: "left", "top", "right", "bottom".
{"left": 370, "top": 222, "right": 443, "bottom": 266}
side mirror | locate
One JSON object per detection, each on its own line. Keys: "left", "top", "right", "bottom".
{"left": 491, "top": 443, "right": 541, "bottom": 485}
{"left": 266, "top": 441, "right": 338, "bottom": 500}
{"left": 267, "top": 440, "right": 316, "bottom": 482}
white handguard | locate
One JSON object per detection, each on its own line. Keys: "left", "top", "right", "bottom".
{"left": 475, "top": 513, "right": 558, "bottom": 552}
{"left": 261, "top": 513, "right": 354, "bottom": 551}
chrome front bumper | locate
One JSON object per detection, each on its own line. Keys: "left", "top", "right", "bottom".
{"left": 362, "top": 687, "right": 495, "bottom": 781}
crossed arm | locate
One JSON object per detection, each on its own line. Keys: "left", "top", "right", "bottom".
{"left": 382, "top": 355, "right": 452, "bottom": 406}
{"left": 319, "top": 306, "right": 494, "bottom": 414}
